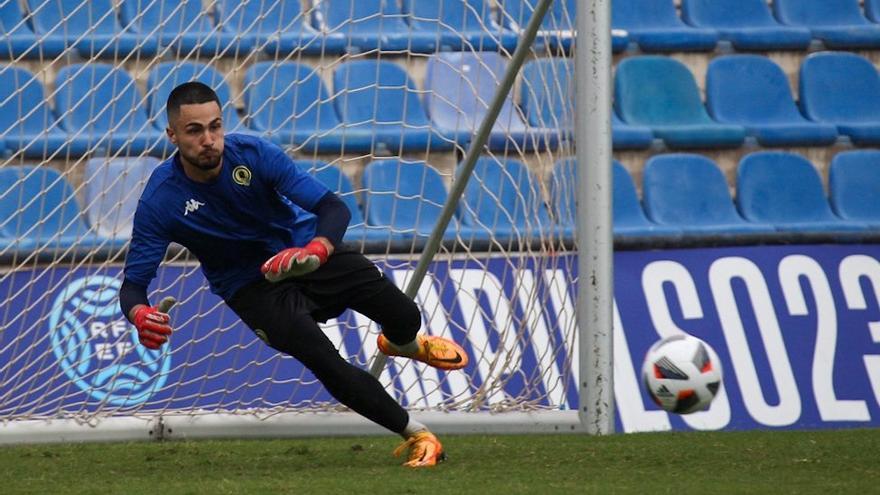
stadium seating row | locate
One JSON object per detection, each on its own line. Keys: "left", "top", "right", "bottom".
{"left": 623, "top": 0, "right": 880, "bottom": 51}
{"left": 0, "top": 51, "right": 643, "bottom": 158}
{"left": 4, "top": 50, "right": 879, "bottom": 158}
{"left": 614, "top": 52, "right": 880, "bottom": 148}
{"left": 2, "top": 150, "right": 877, "bottom": 252}
{"left": 333, "top": 150, "right": 880, "bottom": 238}
{"left": 5, "top": 0, "right": 880, "bottom": 60}
{"left": 0, "top": 0, "right": 584, "bottom": 59}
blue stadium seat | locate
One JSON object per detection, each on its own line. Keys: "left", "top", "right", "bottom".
{"left": 612, "top": 0, "right": 718, "bottom": 52}
{"left": 551, "top": 158, "right": 681, "bottom": 238}
{"left": 829, "top": 150, "right": 880, "bottom": 227}
{"left": 612, "top": 113, "right": 655, "bottom": 150}
{"left": 459, "top": 156, "right": 554, "bottom": 241}
{"left": 26, "top": 0, "right": 159, "bottom": 57}
{"left": 736, "top": 151, "right": 868, "bottom": 232}
{"left": 83, "top": 157, "right": 160, "bottom": 244}
{"left": 680, "top": 0, "right": 812, "bottom": 51}
{"left": 549, "top": 158, "right": 577, "bottom": 237}
{"left": 642, "top": 154, "right": 773, "bottom": 234}
{"left": 244, "top": 62, "right": 353, "bottom": 153}
{"left": 363, "top": 159, "right": 473, "bottom": 241}
{"left": 520, "top": 58, "right": 573, "bottom": 130}
{"left": 799, "top": 52, "right": 880, "bottom": 146}
{"left": 403, "top": 0, "right": 517, "bottom": 52}
{"left": 612, "top": 161, "right": 681, "bottom": 237}
{"left": 866, "top": 0, "right": 880, "bottom": 23}
{"left": 425, "top": 52, "right": 555, "bottom": 151}
{"left": 773, "top": 0, "right": 880, "bottom": 49}
{"left": 297, "top": 160, "right": 391, "bottom": 243}
{"left": 498, "top": 0, "right": 629, "bottom": 52}
{"left": 706, "top": 55, "right": 838, "bottom": 147}
{"left": 0, "top": 66, "right": 69, "bottom": 158}
{"left": 519, "top": 57, "right": 653, "bottom": 149}
{"left": 315, "top": 0, "right": 437, "bottom": 53}
{"left": 216, "top": 0, "right": 341, "bottom": 55}
{"left": 119, "top": 0, "right": 252, "bottom": 56}
{"left": 0, "top": 166, "right": 101, "bottom": 252}
{"left": 332, "top": 60, "right": 452, "bottom": 153}
{"left": 615, "top": 56, "right": 746, "bottom": 149}
{"left": 0, "top": 1, "right": 66, "bottom": 59}
{"left": 146, "top": 62, "right": 248, "bottom": 134}
{"left": 54, "top": 64, "right": 164, "bottom": 156}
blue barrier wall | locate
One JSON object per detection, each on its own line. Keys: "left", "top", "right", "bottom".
{"left": 2, "top": 244, "right": 878, "bottom": 432}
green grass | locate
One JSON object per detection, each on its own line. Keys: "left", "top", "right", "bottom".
{"left": 1, "top": 429, "right": 878, "bottom": 494}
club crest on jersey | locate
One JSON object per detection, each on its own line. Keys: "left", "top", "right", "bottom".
{"left": 232, "top": 165, "right": 252, "bottom": 186}
{"left": 184, "top": 198, "right": 205, "bottom": 216}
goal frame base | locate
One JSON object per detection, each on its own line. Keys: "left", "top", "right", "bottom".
{"left": 0, "top": 411, "right": 585, "bottom": 445}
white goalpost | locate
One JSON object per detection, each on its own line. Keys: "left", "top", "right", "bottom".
{"left": 0, "top": 0, "right": 613, "bottom": 443}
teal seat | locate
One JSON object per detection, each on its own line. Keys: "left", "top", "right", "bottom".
{"left": 615, "top": 56, "right": 746, "bottom": 149}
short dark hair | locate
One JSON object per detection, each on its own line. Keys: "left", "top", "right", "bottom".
{"left": 166, "top": 82, "right": 221, "bottom": 123}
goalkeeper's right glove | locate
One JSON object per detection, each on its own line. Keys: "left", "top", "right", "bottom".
{"left": 132, "top": 305, "right": 173, "bottom": 349}
{"left": 261, "top": 239, "right": 330, "bottom": 282}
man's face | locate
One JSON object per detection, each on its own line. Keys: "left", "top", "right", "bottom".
{"left": 166, "top": 102, "right": 224, "bottom": 171}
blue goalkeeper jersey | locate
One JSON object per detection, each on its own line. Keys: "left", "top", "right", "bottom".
{"left": 124, "top": 133, "right": 331, "bottom": 300}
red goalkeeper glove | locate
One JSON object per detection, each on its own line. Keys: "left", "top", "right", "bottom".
{"left": 261, "top": 239, "right": 330, "bottom": 282}
{"left": 133, "top": 304, "right": 173, "bottom": 350}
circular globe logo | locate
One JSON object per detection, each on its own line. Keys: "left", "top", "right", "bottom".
{"left": 49, "top": 275, "right": 171, "bottom": 406}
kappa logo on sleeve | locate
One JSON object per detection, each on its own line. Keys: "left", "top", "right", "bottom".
{"left": 184, "top": 198, "right": 205, "bottom": 216}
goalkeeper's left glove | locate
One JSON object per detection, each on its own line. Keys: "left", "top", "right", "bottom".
{"left": 261, "top": 239, "right": 330, "bottom": 282}
{"left": 132, "top": 304, "right": 173, "bottom": 350}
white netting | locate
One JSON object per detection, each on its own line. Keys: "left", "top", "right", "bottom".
{"left": 0, "top": 0, "right": 580, "bottom": 434}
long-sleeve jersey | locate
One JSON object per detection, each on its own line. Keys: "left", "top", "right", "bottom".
{"left": 123, "top": 133, "right": 333, "bottom": 300}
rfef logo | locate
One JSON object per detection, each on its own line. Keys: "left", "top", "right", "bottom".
{"left": 48, "top": 275, "right": 171, "bottom": 407}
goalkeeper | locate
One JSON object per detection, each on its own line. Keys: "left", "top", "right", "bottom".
{"left": 119, "top": 82, "right": 468, "bottom": 468}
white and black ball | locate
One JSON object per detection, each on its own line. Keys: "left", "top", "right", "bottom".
{"left": 642, "top": 334, "right": 722, "bottom": 414}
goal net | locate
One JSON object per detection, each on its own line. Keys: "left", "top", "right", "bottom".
{"left": 0, "top": 0, "right": 583, "bottom": 442}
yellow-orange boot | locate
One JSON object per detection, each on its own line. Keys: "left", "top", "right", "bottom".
{"left": 378, "top": 334, "right": 468, "bottom": 371}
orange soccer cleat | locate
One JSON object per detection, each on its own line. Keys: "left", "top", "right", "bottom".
{"left": 393, "top": 431, "right": 447, "bottom": 468}
{"left": 377, "top": 334, "right": 469, "bottom": 371}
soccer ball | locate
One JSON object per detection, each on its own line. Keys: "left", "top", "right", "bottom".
{"left": 641, "top": 334, "right": 722, "bottom": 414}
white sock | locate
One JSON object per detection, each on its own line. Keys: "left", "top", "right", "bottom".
{"left": 401, "top": 418, "right": 429, "bottom": 439}
{"left": 385, "top": 337, "right": 420, "bottom": 356}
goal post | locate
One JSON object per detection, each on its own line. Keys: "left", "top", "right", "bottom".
{"left": 576, "top": 0, "right": 615, "bottom": 435}
{"left": 0, "top": 0, "right": 614, "bottom": 442}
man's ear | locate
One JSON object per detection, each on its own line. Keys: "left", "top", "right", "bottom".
{"left": 166, "top": 126, "right": 177, "bottom": 145}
